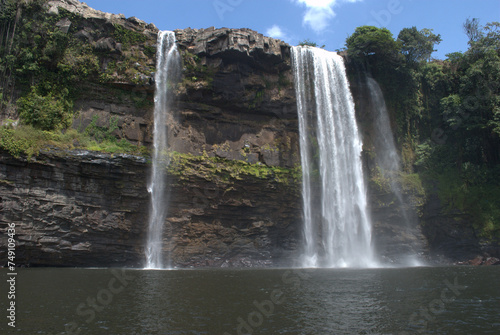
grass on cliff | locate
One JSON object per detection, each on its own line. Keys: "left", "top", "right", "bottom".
{"left": 0, "top": 123, "right": 147, "bottom": 159}
{"left": 0, "top": 124, "right": 301, "bottom": 186}
{"left": 167, "top": 151, "right": 301, "bottom": 186}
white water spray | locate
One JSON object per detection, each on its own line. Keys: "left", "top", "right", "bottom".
{"left": 145, "top": 31, "right": 180, "bottom": 269}
{"left": 292, "top": 46, "right": 377, "bottom": 268}
{"left": 366, "top": 77, "right": 423, "bottom": 266}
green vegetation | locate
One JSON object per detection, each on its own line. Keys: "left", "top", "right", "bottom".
{"left": 17, "top": 86, "right": 73, "bottom": 130}
{"left": 112, "top": 23, "right": 147, "bottom": 47}
{"left": 168, "top": 151, "right": 301, "bottom": 186}
{"left": 398, "top": 27, "right": 442, "bottom": 64}
{"left": 0, "top": 0, "right": 157, "bottom": 159}
{"left": 0, "top": 125, "right": 52, "bottom": 159}
{"left": 0, "top": 116, "right": 148, "bottom": 159}
{"left": 298, "top": 39, "right": 325, "bottom": 49}
{"left": 0, "top": 0, "right": 155, "bottom": 114}
{"left": 345, "top": 20, "right": 500, "bottom": 240}
{"left": 346, "top": 26, "right": 400, "bottom": 62}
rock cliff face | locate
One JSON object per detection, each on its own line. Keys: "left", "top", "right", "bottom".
{"left": 170, "top": 27, "right": 298, "bottom": 167}
{"left": 0, "top": 150, "right": 148, "bottom": 266}
{"left": 1, "top": 0, "right": 303, "bottom": 267}
{"left": 0, "top": 148, "right": 301, "bottom": 267}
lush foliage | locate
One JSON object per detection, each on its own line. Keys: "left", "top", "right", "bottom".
{"left": 17, "top": 86, "right": 73, "bottom": 130}
{"left": 345, "top": 20, "right": 500, "bottom": 240}
{"left": 398, "top": 27, "right": 442, "bottom": 64}
{"left": 346, "top": 26, "right": 400, "bottom": 61}
{"left": 112, "top": 23, "right": 148, "bottom": 48}
{"left": 0, "top": 116, "right": 148, "bottom": 159}
{"left": 0, "top": 0, "right": 156, "bottom": 129}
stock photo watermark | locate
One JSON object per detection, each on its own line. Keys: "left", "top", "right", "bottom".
{"left": 366, "top": 0, "right": 405, "bottom": 27}
{"left": 213, "top": 0, "right": 243, "bottom": 21}
{"left": 6, "top": 222, "right": 17, "bottom": 328}
{"left": 223, "top": 268, "right": 312, "bottom": 335}
{"left": 399, "top": 276, "right": 467, "bottom": 335}
{"left": 47, "top": 269, "right": 135, "bottom": 335}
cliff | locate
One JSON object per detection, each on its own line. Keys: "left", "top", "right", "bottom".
{"left": 0, "top": 0, "right": 302, "bottom": 267}
{"left": 0, "top": 148, "right": 300, "bottom": 267}
{"left": 0, "top": 0, "right": 497, "bottom": 267}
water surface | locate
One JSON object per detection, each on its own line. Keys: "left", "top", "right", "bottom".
{"left": 1, "top": 266, "right": 499, "bottom": 334}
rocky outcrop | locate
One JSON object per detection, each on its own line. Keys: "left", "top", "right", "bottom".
{"left": 421, "top": 191, "right": 500, "bottom": 263}
{"left": 1, "top": 0, "right": 302, "bottom": 268}
{"left": 0, "top": 149, "right": 148, "bottom": 266}
{"left": 69, "top": 22, "right": 300, "bottom": 167}
{"left": 169, "top": 27, "right": 299, "bottom": 168}
{"left": 40, "top": 0, "right": 160, "bottom": 146}
{"left": 46, "top": 0, "right": 158, "bottom": 31}
{"left": 175, "top": 27, "right": 289, "bottom": 71}
{"left": 0, "top": 149, "right": 301, "bottom": 267}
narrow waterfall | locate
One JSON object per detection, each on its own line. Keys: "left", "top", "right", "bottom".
{"left": 366, "top": 77, "right": 401, "bottom": 174}
{"left": 366, "top": 77, "right": 422, "bottom": 265}
{"left": 291, "top": 46, "right": 376, "bottom": 268}
{"left": 145, "top": 31, "right": 180, "bottom": 269}
{"left": 366, "top": 77, "right": 406, "bottom": 203}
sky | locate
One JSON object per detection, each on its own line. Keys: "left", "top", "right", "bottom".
{"left": 82, "top": 0, "right": 500, "bottom": 59}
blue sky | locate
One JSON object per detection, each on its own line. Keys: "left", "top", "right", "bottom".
{"left": 82, "top": 0, "right": 499, "bottom": 59}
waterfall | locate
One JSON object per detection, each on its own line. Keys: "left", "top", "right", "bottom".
{"left": 366, "top": 77, "right": 406, "bottom": 202}
{"left": 291, "top": 46, "right": 376, "bottom": 268}
{"left": 366, "top": 77, "right": 401, "bottom": 174}
{"left": 145, "top": 31, "right": 180, "bottom": 269}
{"left": 366, "top": 77, "right": 422, "bottom": 266}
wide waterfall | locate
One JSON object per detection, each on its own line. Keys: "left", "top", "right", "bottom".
{"left": 291, "top": 46, "right": 376, "bottom": 268}
{"left": 145, "top": 31, "right": 180, "bottom": 269}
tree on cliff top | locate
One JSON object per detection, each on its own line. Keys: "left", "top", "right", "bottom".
{"left": 397, "top": 27, "right": 442, "bottom": 64}
{"left": 344, "top": 25, "right": 402, "bottom": 81}
{"left": 345, "top": 26, "right": 399, "bottom": 61}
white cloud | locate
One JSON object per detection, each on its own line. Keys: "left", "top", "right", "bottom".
{"left": 293, "top": 0, "right": 361, "bottom": 33}
{"left": 266, "top": 25, "right": 287, "bottom": 40}
{"left": 296, "top": 0, "right": 336, "bottom": 8}
{"left": 302, "top": 5, "right": 335, "bottom": 33}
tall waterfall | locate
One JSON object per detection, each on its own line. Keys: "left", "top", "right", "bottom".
{"left": 366, "top": 77, "right": 422, "bottom": 266}
{"left": 367, "top": 77, "right": 405, "bottom": 199}
{"left": 367, "top": 78, "right": 401, "bottom": 171}
{"left": 291, "top": 46, "right": 376, "bottom": 268}
{"left": 145, "top": 31, "right": 180, "bottom": 269}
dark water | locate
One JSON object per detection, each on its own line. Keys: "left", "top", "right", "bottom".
{"left": 1, "top": 266, "right": 499, "bottom": 334}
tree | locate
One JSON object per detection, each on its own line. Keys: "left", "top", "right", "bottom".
{"left": 464, "top": 17, "right": 482, "bottom": 43}
{"left": 345, "top": 26, "right": 399, "bottom": 61}
{"left": 297, "top": 39, "right": 325, "bottom": 48}
{"left": 397, "top": 27, "right": 442, "bottom": 64}
{"left": 440, "top": 20, "right": 500, "bottom": 166}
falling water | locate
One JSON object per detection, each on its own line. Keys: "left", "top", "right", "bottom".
{"left": 145, "top": 31, "right": 180, "bottom": 269}
{"left": 366, "top": 77, "right": 402, "bottom": 174}
{"left": 366, "top": 77, "right": 423, "bottom": 266}
{"left": 291, "top": 46, "right": 376, "bottom": 268}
